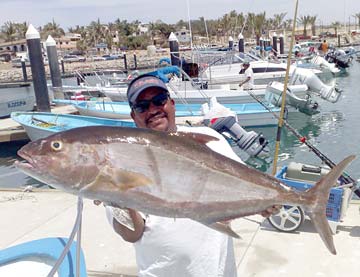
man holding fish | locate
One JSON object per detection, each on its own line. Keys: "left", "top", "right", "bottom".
{"left": 15, "top": 73, "right": 354, "bottom": 276}
{"left": 102, "top": 75, "right": 279, "bottom": 276}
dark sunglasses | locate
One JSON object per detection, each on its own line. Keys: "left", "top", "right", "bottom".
{"left": 132, "top": 92, "right": 169, "bottom": 113}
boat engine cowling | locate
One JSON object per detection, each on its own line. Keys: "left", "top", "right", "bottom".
{"left": 206, "top": 116, "right": 270, "bottom": 158}
{"left": 290, "top": 67, "right": 341, "bottom": 103}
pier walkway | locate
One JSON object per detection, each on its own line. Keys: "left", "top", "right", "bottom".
{"left": 0, "top": 188, "right": 359, "bottom": 276}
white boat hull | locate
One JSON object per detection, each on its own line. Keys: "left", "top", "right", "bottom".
{"left": 0, "top": 90, "right": 35, "bottom": 118}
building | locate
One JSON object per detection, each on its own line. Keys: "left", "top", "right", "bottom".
{"left": 53, "top": 33, "right": 82, "bottom": 51}
{"left": 174, "top": 27, "right": 191, "bottom": 43}
{"left": 0, "top": 39, "right": 27, "bottom": 53}
{"left": 138, "top": 23, "right": 149, "bottom": 35}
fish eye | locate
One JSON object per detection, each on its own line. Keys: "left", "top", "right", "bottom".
{"left": 51, "top": 141, "right": 62, "bottom": 151}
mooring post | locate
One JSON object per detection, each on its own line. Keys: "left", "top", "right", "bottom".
{"left": 46, "top": 35, "right": 63, "bottom": 99}
{"left": 279, "top": 34, "right": 284, "bottom": 54}
{"left": 272, "top": 32, "right": 278, "bottom": 56}
{"left": 26, "top": 24, "right": 50, "bottom": 112}
{"left": 21, "top": 57, "right": 28, "bottom": 82}
{"left": 259, "top": 37, "right": 264, "bottom": 56}
{"left": 238, "top": 33, "right": 244, "bottom": 53}
{"left": 133, "top": 52, "right": 137, "bottom": 69}
{"left": 228, "top": 36, "right": 234, "bottom": 50}
{"left": 123, "top": 53, "right": 128, "bottom": 71}
{"left": 60, "top": 58, "right": 65, "bottom": 74}
{"left": 169, "top": 32, "right": 180, "bottom": 67}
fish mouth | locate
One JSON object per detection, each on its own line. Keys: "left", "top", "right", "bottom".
{"left": 15, "top": 149, "right": 39, "bottom": 173}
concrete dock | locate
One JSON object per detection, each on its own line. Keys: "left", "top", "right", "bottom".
{"left": 0, "top": 188, "right": 359, "bottom": 276}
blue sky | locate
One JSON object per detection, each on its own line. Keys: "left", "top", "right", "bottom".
{"left": 0, "top": 0, "right": 359, "bottom": 30}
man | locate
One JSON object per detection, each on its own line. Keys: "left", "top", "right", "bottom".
{"left": 102, "top": 74, "right": 278, "bottom": 276}
{"left": 321, "top": 40, "right": 329, "bottom": 54}
{"left": 238, "top": 61, "right": 254, "bottom": 90}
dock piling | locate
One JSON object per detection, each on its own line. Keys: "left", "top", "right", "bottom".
{"left": 21, "top": 57, "right": 28, "bottom": 82}
{"left": 26, "top": 24, "right": 50, "bottom": 112}
{"left": 169, "top": 32, "right": 180, "bottom": 67}
{"left": 238, "top": 33, "right": 244, "bottom": 53}
{"left": 46, "top": 35, "right": 64, "bottom": 99}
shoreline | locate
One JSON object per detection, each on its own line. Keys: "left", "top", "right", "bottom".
{"left": 0, "top": 49, "right": 170, "bottom": 83}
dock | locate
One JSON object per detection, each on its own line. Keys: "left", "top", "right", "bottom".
{"left": 0, "top": 188, "right": 359, "bottom": 276}
{"left": 0, "top": 105, "right": 78, "bottom": 143}
{"left": 0, "top": 81, "right": 31, "bottom": 88}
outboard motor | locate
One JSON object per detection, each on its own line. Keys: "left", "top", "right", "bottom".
{"left": 290, "top": 67, "right": 341, "bottom": 103}
{"left": 201, "top": 96, "right": 270, "bottom": 158}
{"left": 206, "top": 116, "right": 270, "bottom": 158}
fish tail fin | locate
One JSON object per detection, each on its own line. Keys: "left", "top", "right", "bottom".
{"left": 305, "top": 155, "right": 355, "bottom": 255}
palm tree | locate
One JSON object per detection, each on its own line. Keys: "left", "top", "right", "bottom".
{"left": 15, "top": 22, "right": 28, "bottom": 39}
{"left": 283, "top": 19, "right": 293, "bottom": 30}
{"left": 273, "top": 13, "right": 287, "bottom": 29}
{"left": 353, "top": 13, "right": 360, "bottom": 28}
{"left": 252, "top": 12, "right": 267, "bottom": 43}
{"left": 331, "top": 21, "right": 341, "bottom": 37}
{"left": 42, "top": 19, "right": 65, "bottom": 38}
{"left": 87, "top": 18, "right": 105, "bottom": 46}
{"left": 309, "top": 15, "right": 317, "bottom": 36}
{"left": 297, "top": 15, "right": 312, "bottom": 37}
{"left": 1, "top": 21, "right": 17, "bottom": 42}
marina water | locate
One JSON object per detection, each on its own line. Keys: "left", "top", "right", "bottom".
{"left": 1, "top": 63, "right": 360, "bottom": 189}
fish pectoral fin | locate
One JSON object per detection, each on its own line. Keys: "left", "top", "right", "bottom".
{"left": 202, "top": 221, "right": 242, "bottom": 239}
{"left": 172, "top": 132, "right": 219, "bottom": 144}
{"left": 88, "top": 165, "right": 153, "bottom": 192}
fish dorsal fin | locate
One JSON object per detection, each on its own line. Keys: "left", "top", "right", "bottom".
{"left": 171, "top": 132, "right": 219, "bottom": 145}
{"left": 85, "top": 165, "right": 152, "bottom": 193}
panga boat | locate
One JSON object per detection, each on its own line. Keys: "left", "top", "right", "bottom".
{"left": 11, "top": 111, "right": 136, "bottom": 141}
{"left": 0, "top": 89, "right": 35, "bottom": 118}
{"left": 0, "top": 237, "right": 87, "bottom": 277}
{"left": 72, "top": 100, "right": 281, "bottom": 128}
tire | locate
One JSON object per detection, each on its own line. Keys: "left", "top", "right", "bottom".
{"left": 268, "top": 205, "right": 305, "bottom": 232}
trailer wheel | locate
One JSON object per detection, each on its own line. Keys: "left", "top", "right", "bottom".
{"left": 268, "top": 205, "right": 305, "bottom": 232}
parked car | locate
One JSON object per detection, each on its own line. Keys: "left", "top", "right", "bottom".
{"left": 62, "top": 55, "right": 86, "bottom": 63}
{"left": 91, "top": 55, "right": 106, "bottom": 61}
{"left": 11, "top": 58, "right": 31, "bottom": 68}
{"left": 102, "top": 54, "right": 120, "bottom": 60}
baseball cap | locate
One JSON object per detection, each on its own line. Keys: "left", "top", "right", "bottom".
{"left": 127, "top": 75, "right": 168, "bottom": 107}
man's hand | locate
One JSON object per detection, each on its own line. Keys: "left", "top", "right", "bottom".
{"left": 93, "top": 200, "right": 102, "bottom": 206}
{"left": 260, "top": 205, "right": 281, "bottom": 218}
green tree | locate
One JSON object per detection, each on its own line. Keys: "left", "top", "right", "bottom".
{"left": 15, "top": 22, "right": 28, "bottom": 39}
{"left": 353, "top": 13, "right": 360, "bottom": 28}
{"left": 42, "top": 19, "right": 65, "bottom": 38}
{"left": 297, "top": 15, "right": 312, "bottom": 37}
{"left": 331, "top": 21, "right": 341, "bottom": 36}
{"left": 1, "top": 21, "right": 17, "bottom": 42}
{"left": 309, "top": 15, "right": 317, "bottom": 36}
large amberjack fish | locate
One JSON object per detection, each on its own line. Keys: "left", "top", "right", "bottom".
{"left": 15, "top": 126, "right": 355, "bottom": 254}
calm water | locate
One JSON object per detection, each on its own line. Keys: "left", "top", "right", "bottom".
{"left": 1, "top": 62, "right": 360, "bottom": 189}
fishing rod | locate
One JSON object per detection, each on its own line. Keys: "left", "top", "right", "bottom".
{"left": 244, "top": 89, "right": 360, "bottom": 197}
{"left": 271, "top": 0, "right": 299, "bottom": 176}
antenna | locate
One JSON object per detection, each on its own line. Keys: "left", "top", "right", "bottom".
{"left": 186, "top": 0, "right": 193, "bottom": 51}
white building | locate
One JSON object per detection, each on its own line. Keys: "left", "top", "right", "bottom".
{"left": 138, "top": 23, "right": 149, "bottom": 35}
{"left": 174, "top": 27, "right": 191, "bottom": 43}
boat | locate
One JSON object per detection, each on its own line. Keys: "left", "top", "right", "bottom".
{"left": 103, "top": 66, "right": 322, "bottom": 107}
{"left": 72, "top": 100, "right": 281, "bottom": 128}
{"left": 198, "top": 52, "right": 324, "bottom": 85}
{"left": 0, "top": 237, "right": 87, "bottom": 277}
{"left": 0, "top": 89, "right": 35, "bottom": 118}
{"left": 10, "top": 111, "right": 136, "bottom": 141}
